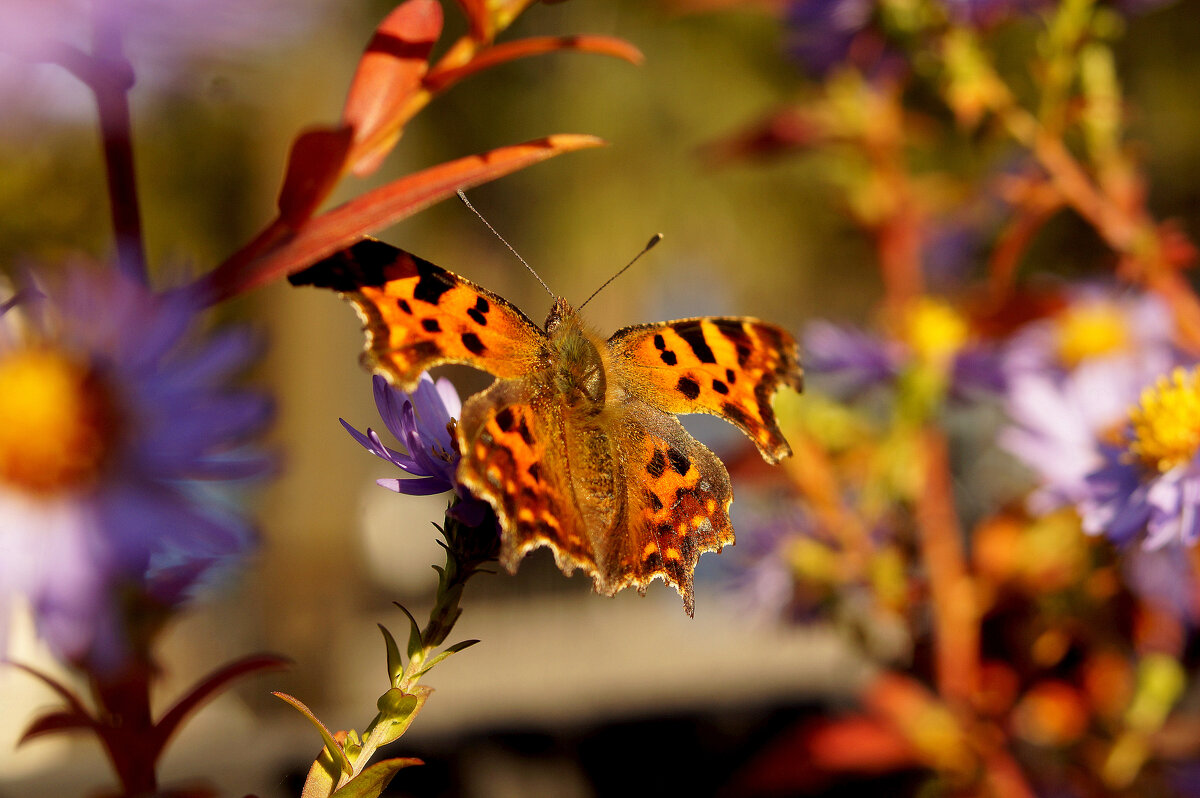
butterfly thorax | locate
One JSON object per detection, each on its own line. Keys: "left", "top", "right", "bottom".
{"left": 544, "top": 298, "right": 606, "bottom": 409}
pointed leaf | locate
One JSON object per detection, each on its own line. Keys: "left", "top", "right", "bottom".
{"left": 378, "top": 624, "right": 404, "bottom": 685}
{"left": 393, "top": 602, "right": 424, "bottom": 663}
{"left": 19, "top": 710, "right": 98, "bottom": 745}
{"left": 301, "top": 747, "right": 340, "bottom": 798}
{"left": 205, "top": 134, "right": 604, "bottom": 301}
{"left": 277, "top": 126, "right": 356, "bottom": 226}
{"left": 273, "top": 692, "right": 354, "bottom": 778}
{"left": 415, "top": 639, "right": 480, "bottom": 678}
{"left": 453, "top": 0, "right": 491, "bottom": 41}
{"left": 329, "top": 757, "right": 424, "bottom": 798}
{"left": 372, "top": 686, "right": 431, "bottom": 747}
{"left": 7, "top": 661, "right": 93, "bottom": 719}
{"left": 156, "top": 654, "right": 290, "bottom": 758}
{"left": 426, "top": 36, "right": 643, "bottom": 93}
{"left": 343, "top": 0, "right": 444, "bottom": 176}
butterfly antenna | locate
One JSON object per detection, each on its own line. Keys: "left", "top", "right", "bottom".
{"left": 578, "top": 233, "right": 663, "bottom": 312}
{"left": 457, "top": 189, "right": 554, "bottom": 299}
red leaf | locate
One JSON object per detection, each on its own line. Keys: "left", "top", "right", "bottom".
{"left": 343, "top": 0, "right": 444, "bottom": 177}
{"left": 7, "top": 661, "right": 93, "bottom": 718}
{"left": 204, "top": 134, "right": 604, "bottom": 301}
{"left": 277, "top": 126, "right": 356, "bottom": 226}
{"left": 425, "top": 35, "right": 644, "bottom": 93}
{"left": 19, "top": 710, "right": 98, "bottom": 745}
{"left": 154, "top": 653, "right": 291, "bottom": 757}
{"left": 452, "top": 0, "right": 491, "bottom": 41}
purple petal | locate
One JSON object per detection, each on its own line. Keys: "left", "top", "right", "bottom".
{"left": 377, "top": 477, "right": 454, "bottom": 496}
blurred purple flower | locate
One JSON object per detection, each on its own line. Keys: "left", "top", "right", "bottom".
{"left": 0, "top": 0, "right": 329, "bottom": 121}
{"left": 1003, "top": 287, "right": 1177, "bottom": 380}
{"left": 804, "top": 304, "right": 1004, "bottom": 400}
{"left": 0, "top": 263, "right": 272, "bottom": 668}
{"left": 343, "top": 373, "right": 490, "bottom": 528}
{"left": 1000, "top": 359, "right": 1146, "bottom": 513}
{"left": 785, "top": 0, "right": 875, "bottom": 78}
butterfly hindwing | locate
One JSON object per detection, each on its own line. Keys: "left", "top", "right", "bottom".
{"left": 607, "top": 317, "right": 803, "bottom": 463}
{"left": 456, "top": 379, "right": 597, "bottom": 576}
{"left": 289, "top": 238, "right": 548, "bottom": 390}
{"left": 607, "top": 401, "right": 734, "bottom": 615}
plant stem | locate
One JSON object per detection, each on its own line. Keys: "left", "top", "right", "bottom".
{"left": 90, "top": 10, "right": 148, "bottom": 286}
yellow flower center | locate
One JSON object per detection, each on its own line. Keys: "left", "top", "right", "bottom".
{"left": 1128, "top": 367, "right": 1200, "bottom": 473}
{"left": 904, "top": 298, "right": 970, "bottom": 368}
{"left": 0, "top": 348, "right": 117, "bottom": 495}
{"left": 1055, "top": 302, "right": 1130, "bottom": 368}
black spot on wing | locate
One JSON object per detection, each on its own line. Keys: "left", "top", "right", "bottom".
{"left": 647, "top": 450, "right": 666, "bottom": 479}
{"left": 661, "top": 350, "right": 678, "bottom": 366}
{"left": 714, "top": 319, "right": 754, "bottom": 368}
{"left": 712, "top": 379, "right": 729, "bottom": 395}
{"left": 726, "top": 368, "right": 737, "bottom": 383}
{"left": 676, "top": 375, "right": 701, "bottom": 400}
{"left": 645, "top": 490, "right": 664, "bottom": 512}
{"left": 515, "top": 415, "right": 535, "bottom": 446}
{"left": 289, "top": 239, "right": 408, "bottom": 291}
{"left": 722, "top": 401, "right": 753, "bottom": 430}
{"left": 421, "top": 318, "right": 441, "bottom": 332}
{"left": 412, "top": 258, "right": 456, "bottom": 305}
{"left": 467, "top": 296, "right": 490, "bottom": 326}
{"left": 495, "top": 407, "right": 515, "bottom": 432}
{"left": 667, "top": 447, "right": 690, "bottom": 476}
{"left": 674, "top": 321, "right": 717, "bottom": 364}
{"left": 461, "top": 332, "right": 486, "bottom": 356}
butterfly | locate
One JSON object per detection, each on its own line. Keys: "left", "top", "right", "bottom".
{"left": 290, "top": 237, "right": 803, "bottom": 615}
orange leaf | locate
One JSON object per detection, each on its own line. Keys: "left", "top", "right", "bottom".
{"left": 425, "top": 35, "right": 643, "bottom": 93}
{"left": 342, "top": 0, "right": 444, "bottom": 177}
{"left": 204, "top": 134, "right": 604, "bottom": 301}
{"left": 276, "top": 126, "right": 355, "bottom": 227}
{"left": 452, "top": 0, "right": 491, "bottom": 41}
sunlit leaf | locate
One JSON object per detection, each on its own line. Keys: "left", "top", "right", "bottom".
{"left": 393, "top": 602, "right": 424, "bottom": 665}
{"left": 205, "top": 134, "right": 604, "bottom": 301}
{"left": 378, "top": 624, "right": 404, "bottom": 685}
{"left": 328, "top": 757, "right": 424, "bottom": 798}
{"left": 370, "top": 685, "right": 431, "bottom": 747}
{"left": 415, "top": 639, "right": 480, "bottom": 678}
{"left": 452, "top": 0, "right": 491, "bottom": 41}
{"left": 425, "top": 35, "right": 644, "bottom": 93}
{"left": 273, "top": 692, "right": 354, "bottom": 779}
{"left": 277, "top": 127, "right": 356, "bottom": 227}
{"left": 343, "top": 0, "right": 444, "bottom": 176}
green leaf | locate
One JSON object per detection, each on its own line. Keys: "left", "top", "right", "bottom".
{"left": 273, "top": 692, "right": 354, "bottom": 779}
{"left": 392, "top": 602, "right": 423, "bottom": 663}
{"left": 415, "top": 639, "right": 480, "bottom": 678}
{"left": 328, "top": 757, "right": 424, "bottom": 798}
{"left": 371, "top": 685, "right": 431, "bottom": 747}
{"left": 378, "top": 624, "right": 404, "bottom": 686}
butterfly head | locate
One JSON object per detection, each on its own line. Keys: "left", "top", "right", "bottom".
{"left": 544, "top": 298, "right": 606, "bottom": 406}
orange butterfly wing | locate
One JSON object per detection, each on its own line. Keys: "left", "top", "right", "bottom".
{"left": 288, "top": 238, "right": 548, "bottom": 390}
{"left": 608, "top": 318, "right": 803, "bottom": 463}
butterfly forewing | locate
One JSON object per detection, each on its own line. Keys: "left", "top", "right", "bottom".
{"left": 607, "top": 318, "right": 803, "bottom": 463}
{"left": 289, "top": 238, "right": 548, "bottom": 390}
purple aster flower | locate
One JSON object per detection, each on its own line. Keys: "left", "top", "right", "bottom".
{"left": 804, "top": 299, "right": 1005, "bottom": 400}
{"left": 1078, "top": 367, "right": 1200, "bottom": 549}
{"left": 1003, "top": 287, "right": 1177, "bottom": 380}
{"left": 343, "top": 373, "right": 490, "bottom": 528}
{"left": 0, "top": 262, "right": 272, "bottom": 668}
